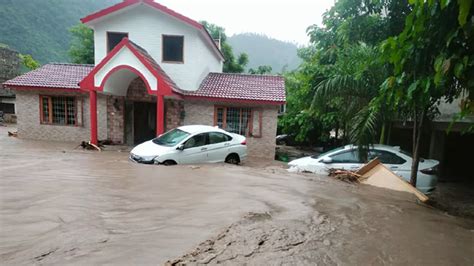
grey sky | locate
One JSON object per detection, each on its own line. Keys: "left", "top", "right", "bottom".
{"left": 158, "top": 0, "right": 335, "bottom": 45}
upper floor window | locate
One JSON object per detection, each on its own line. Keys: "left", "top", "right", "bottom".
{"left": 162, "top": 35, "right": 184, "bottom": 63}
{"left": 107, "top": 32, "right": 128, "bottom": 53}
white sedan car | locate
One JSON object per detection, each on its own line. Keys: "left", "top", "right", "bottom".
{"left": 130, "top": 125, "right": 247, "bottom": 165}
{"left": 288, "top": 145, "right": 439, "bottom": 194}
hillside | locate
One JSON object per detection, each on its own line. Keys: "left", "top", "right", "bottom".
{"left": 0, "top": 0, "right": 119, "bottom": 63}
{"left": 0, "top": 1, "right": 302, "bottom": 72}
{"left": 228, "top": 33, "right": 302, "bottom": 73}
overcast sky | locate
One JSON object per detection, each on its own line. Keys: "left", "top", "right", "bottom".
{"left": 158, "top": 0, "right": 335, "bottom": 45}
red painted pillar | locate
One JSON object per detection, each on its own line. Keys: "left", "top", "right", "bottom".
{"left": 156, "top": 94, "right": 165, "bottom": 136}
{"left": 89, "top": 89, "right": 98, "bottom": 145}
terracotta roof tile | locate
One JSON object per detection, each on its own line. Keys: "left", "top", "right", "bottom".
{"left": 184, "top": 73, "right": 286, "bottom": 103}
{"left": 3, "top": 63, "right": 94, "bottom": 89}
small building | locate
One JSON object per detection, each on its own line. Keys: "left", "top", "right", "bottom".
{"left": 2, "top": 0, "right": 285, "bottom": 159}
{"left": 0, "top": 46, "right": 20, "bottom": 122}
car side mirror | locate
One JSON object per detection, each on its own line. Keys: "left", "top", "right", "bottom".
{"left": 322, "top": 157, "right": 333, "bottom": 164}
{"left": 177, "top": 144, "right": 184, "bottom": 151}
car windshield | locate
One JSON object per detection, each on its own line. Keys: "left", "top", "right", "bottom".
{"left": 152, "top": 129, "right": 190, "bottom": 147}
{"left": 311, "top": 147, "right": 345, "bottom": 159}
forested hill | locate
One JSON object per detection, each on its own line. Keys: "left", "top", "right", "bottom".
{"left": 228, "top": 33, "right": 302, "bottom": 73}
{"left": 0, "top": 0, "right": 119, "bottom": 63}
{"left": 0, "top": 0, "right": 302, "bottom": 71}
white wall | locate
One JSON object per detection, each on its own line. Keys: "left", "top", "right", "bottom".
{"left": 90, "top": 4, "right": 223, "bottom": 91}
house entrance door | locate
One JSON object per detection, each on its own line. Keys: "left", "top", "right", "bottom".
{"left": 124, "top": 101, "right": 157, "bottom": 145}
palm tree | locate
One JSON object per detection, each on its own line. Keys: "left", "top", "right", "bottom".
{"left": 311, "top": 43, "right": 389, "bottom": 160}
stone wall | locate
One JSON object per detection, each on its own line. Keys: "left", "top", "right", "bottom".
{"left": 106, "top": 78, "right": 184, "bottom": 143}
{"left": 183, "top": 100, "right": 279, "bottom": 160}
{"left": 0, "top": 46, "right": 20, "bottom": 85}
{"left": 15, "top": 90, "right": 107, "bottom": 142}
{"left": 127, "top": 78, "right": 156, "bottom": 102}
{"left": 165, "top": 99, "right": 184, "bottom": 131}
{"left": 107, "top": 96, "right": 125, "bottom": 143}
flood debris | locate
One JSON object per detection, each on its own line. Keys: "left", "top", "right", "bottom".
{"left": 357, "top": 159, "right": 429, "bottom": 202}
{"left": 327, "top": 159, "right": 429, "bottom": 202}
{"left": 7, "top": 131, "right": 17, "bottom": 137}
{"left": 328, "top": 168, "right": 364, "bottom": 183}
{"left": 75, "top": 141, "right": 102, "bottom": 151}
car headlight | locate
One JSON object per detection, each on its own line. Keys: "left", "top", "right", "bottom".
{"left": 130, "top": 154, "right": 157, "bottom": 163}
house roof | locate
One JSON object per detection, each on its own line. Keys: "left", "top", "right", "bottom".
{"left": 81, "top": 0, "right": 224, "bottom": 60}
{"left": 2, "top": 63, "right": 94, "bottom": 90}
{"left": 3, "top": 60, "right": 286, "bottom": 104}
{"left": 183, "top": 73, "right": 286, "bottom": 104}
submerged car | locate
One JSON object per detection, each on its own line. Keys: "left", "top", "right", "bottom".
{"left": 288, "top": 145, "right": 439, "bottom": 194}
{"left": 130, "top": 125, "right": 247, "bottom": 165}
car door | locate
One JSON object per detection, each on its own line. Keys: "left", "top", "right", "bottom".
{"left": 177, "top": 133, "right": 209, "bottom": 164}
{"left": 326, "top": 149, "right": 362, "bottom": 171}
{"left": 206, "top": 132, "right": 232, "bottom": 163}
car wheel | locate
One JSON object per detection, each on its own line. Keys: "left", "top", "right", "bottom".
{"left": 225, "top": 154, "right": 240, "bottom": 165}
{"left": 162, "top": 160, "right": 177, "bottom": 166}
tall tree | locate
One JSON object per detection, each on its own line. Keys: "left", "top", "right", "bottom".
{"left": 69, "top": 23, "right": 94, "bottom": 64}
{"left": 201, "top": 21, "right": 249, "bottom": 73}
{"left": 281, "top": 0, "right": 410, "bottom": 148}
{"left": 380, "top": 0, "right": 473, "bottom": 186}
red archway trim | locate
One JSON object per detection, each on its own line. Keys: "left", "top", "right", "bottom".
{"left": 99, "top": 65, "right": 154, "bottom": 94}
{"left": 79, "top": 38, "right": 176, "bottom": 96}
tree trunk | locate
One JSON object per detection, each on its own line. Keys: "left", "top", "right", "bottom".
{"left": 410, "top": 109, "right": 425, "bottom": 186}
{"left": 379, "top": 122, "right": 386, "bottom": 144}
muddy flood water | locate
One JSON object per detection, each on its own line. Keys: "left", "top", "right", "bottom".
{"left": 1, "top": 128, "right": 473, "bottom": 265}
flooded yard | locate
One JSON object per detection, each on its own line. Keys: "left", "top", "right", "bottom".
{"left": 0, "top": 127, "right": 473, "bottom": 265}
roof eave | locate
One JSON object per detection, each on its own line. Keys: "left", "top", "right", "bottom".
{"left": 4, "top": 85, "right": 86, "bottom": 93}
{"left": 184, "top": 95, "right": 286, "bottom": 105}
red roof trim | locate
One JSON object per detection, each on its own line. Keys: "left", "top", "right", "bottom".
{"left": 145, "top": 0, "right": 203, "bottom": 30}
{"left": 99, "top": 65, "right": 153, "bottom": 93}
{"left": 81, "top": 0, "right": 202, "bottom": 29}
{"left": 183, "top": 95, "right": 286, "bottom": 105}
{"left": 81, "top": 0, "right": 139, "bottom": 24}
{"left": 80, "top": 0, "right": 224, "bottom": 60}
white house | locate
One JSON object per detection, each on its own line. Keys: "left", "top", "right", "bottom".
{"left": 3, "top": 0, "right": 286, "bottom": 159}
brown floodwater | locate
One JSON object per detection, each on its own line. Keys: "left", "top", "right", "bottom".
{"left": 0, "top": 127, "right": 473, "bottom": 265}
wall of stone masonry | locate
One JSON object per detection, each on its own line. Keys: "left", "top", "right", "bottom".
{"left": 106, "top": 78, "right": 184, "bottom": 144}
{"left": 183, "top": 100, "right": 279, "bottom": 160}
{"left": 14, "top": 90, "right": 107, "bottom": 142}
{"left": 0, "top": 46, "right": 20, "bottom": 85}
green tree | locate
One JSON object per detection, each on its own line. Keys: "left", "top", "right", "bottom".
{"left": 312, "top": 43, "right": 389, "bottom": 160}
{"left": 249, "top": 65, "right": 272, "bottom": 75}
{"left": 380, "top": 0, "right": 473, "bottom": 185}
{"left": 201, "top": 21, "right": 249, "bottom": 73}
{"left": 19, "top": 54, "right": 40, "bottom": 71}
{"left": 69, "top": 23, "right": 94, "bottom": 64}
{"left": 281, "top": 0, "right": 410, "bottom": 149}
